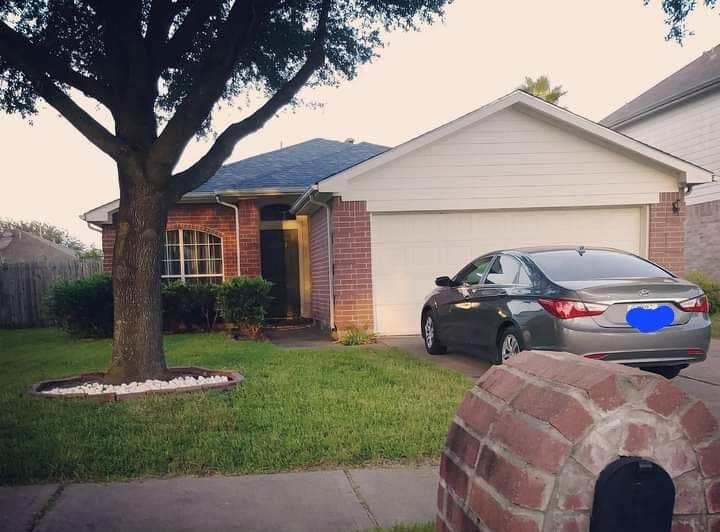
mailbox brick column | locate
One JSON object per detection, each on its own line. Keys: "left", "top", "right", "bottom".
{"left": 438, "top": 351, "right": 720, "bottom": 532}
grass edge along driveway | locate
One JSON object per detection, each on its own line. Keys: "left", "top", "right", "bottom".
{"left": 0, "top": 328, "right": 470, "bottom": 485}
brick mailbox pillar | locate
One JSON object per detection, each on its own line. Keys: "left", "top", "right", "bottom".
{"left": 437, "top": 351, "right": 720, "bottom": 532}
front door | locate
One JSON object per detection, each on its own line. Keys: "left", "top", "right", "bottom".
{"left": 260, "top": 228, "right": 300, "bottom": 319}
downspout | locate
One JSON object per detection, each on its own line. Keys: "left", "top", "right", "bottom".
{"left": 308, "top": 192, "right": 335, "bottom": 332}
{"left": 215, "top": 195, "right": 241, "bottom": 276}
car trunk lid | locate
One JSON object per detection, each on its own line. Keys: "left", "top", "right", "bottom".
{"left": 556, "top": 277, "right": 701, "bottom": 328}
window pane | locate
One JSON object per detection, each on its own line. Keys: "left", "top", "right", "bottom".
{"left": 197, "top": 232, "right": 208, "bottom": 245}
{"left": 209, "top": 259, "right": 222, "bottom": 274}
{"left": 183, "top": 230, "right": 196, "bottom": 245}
{"left": 165, "top": 230, "right": 179, "bottom": 245}
{"left": 184, "top": 245, "right": 196, "bottom": 260}
{"left": 198, "top": 244, "right": 209, "bottom": 261}
{"left": 485, "top": 255, "right": 521, "bottom": 285}
{"left": 209, "top": 234, "right": 221, "bottom": 245}
{"left": 531, "top": 250, "right": 671, "bottom": 282}
{"left": 165, "top": 260, "right": 180, "bottom": 276}
{"left": 166, "top": 245, "right": 180, "bottom": 261}
{"left": 455, "top": 257, "right": 493, "bottom": 286}
{"left": 210, "top": 244, "right": 222, "bottom": 259}
{"left": 185, "top": 260, "right": 198, "bottom": 275}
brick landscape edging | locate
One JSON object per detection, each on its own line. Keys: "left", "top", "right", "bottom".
{"left": 437, "top": 351, "right": 720, "bottom": 532}
{"left": 29, "top": 366, "right": 244, "bottom": 401}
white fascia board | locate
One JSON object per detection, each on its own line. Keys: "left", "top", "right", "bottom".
{"left": 317, "top": 91, "right": 714, "bottom": 192}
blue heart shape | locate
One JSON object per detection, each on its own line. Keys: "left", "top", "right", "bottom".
{"left": 626, "top": 305, "right": 674, "bottom": 333}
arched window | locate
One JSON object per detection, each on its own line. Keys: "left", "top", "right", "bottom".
{"left": 162, "top": 229, "right": 223, "bottom": 284}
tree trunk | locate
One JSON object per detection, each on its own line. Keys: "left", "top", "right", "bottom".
{"left": 104, "top": 166, "right": 170, "bottom": 384}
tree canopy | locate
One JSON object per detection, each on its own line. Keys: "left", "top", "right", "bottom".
{"left": 518, "top": 75, "right": 566, "bottom": 105}
{"left": 0, "top": 218, "right": 100, "bottom": 257}
{"left": 647, "top": 0, "right": 717, "bottom": 42}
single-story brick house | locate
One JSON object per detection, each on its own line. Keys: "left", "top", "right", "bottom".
{"left": 601, "top": 44, "right": 720, "bottom": 278}
{"left": 84, "top": 91, "right": 713, "bottom": 335}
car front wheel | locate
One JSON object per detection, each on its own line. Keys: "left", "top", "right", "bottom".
{"left": 497, "top": 326, "right": 523, "bottom": 363}
{"left": 422, "top": 312, "right": 446, "bottom": 355}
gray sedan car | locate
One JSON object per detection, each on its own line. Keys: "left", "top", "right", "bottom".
{"left": 420, "top": 247, "right": 711, "bottom": 379}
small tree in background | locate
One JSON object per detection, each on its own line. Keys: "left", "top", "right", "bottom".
{"left": 0, "top": 0, "right": 451, "bottom": 383}
{"left": 518, "top": 75, "right": 567, "bottom": 104}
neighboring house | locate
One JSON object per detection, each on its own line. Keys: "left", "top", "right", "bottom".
{"left": 602, "top": 44, "right": 720, "bottom": 277}
{"left": 0, "top": 230, "right": 78, "bottom": 264}
{"left": 85, "top": 90, "right": 712, "bottom": 335}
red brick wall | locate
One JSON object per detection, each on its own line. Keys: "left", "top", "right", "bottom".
{"left": 686, "top": 199, "right": 720, "bottom": 278}
{"left": 438, "top": 350, "right": 720, "bottom": 532}
{"left": 331, "top": 198, "right": 374, "bottom": 332}
{"left": 648, "top": 191, "right": 686, "bottom": 275}
{"left": 309, "top": 208, "right": 331, "bottom": 329}
{"left": 100, "top": 200, "right": 260, "bottom": 278}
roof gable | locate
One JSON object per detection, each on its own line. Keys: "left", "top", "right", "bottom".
{"left": 316, "top": 90, "right": 713, "bottom": 195}
{"left": 601, "top": 44, "right": 720, "bottom": 128}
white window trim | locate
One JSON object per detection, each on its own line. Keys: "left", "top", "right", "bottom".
{"left": 162, "top": 229, "right": 225, "bottom": 282}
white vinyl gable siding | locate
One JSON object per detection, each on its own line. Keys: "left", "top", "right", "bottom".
{"left": 330, "top": 107, "right": 679, "bottom": 213}
{"left": 619, "top": 90, "right": 720, "bottom": 175}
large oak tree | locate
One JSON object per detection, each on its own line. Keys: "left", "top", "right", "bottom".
{"left": 0, "top": 0, "right": 450, "bottom": 383}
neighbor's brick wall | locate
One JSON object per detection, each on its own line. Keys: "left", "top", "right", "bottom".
{"left": 309, "top": 208, "right": 331, "bottom": 329}
{"left": 648, "top": 191, "right": 686, "bottom": 275}
{"left": 686, "top": 199, "right": 720, "bottom": 278}
{"left": 100, "top": 200, "right": 260, "bottom": 278}
{"left": 438, "top": 350, "right": 720, "bottom": 532}
{"left": 331, "top": 198, "right": 374, "bottom": 332}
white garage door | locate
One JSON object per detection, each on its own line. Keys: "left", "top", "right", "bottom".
{"left": 371, "top": 207, "right": 644, "bottom": 335}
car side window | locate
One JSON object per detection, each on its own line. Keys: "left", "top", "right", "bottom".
{"left": 455, "top": 257, "right": 494, "bottom": 286}
{"left": 516, "top": 263, "right": 532, "bottom": 286}
{"left": 485, "top": 255, "right": 522, "bottom": 285}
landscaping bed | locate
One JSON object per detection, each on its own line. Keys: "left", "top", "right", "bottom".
{"left": 0, "top": 328, "right": 469, "bottom": 485}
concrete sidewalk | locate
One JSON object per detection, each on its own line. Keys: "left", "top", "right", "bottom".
{"left": 1, "top": 466, "right": 438, "bottom": 532}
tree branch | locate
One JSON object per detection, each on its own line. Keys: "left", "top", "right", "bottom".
{"left": 169, "top": 0, "right": 331, "bottom": 199}
{"left": 0, "top": 20, "right": 112, "bottom": 105}
{"left": 148, "top": 0, "right": 278, "bottom": 175}
{"left": 158, "top": 1, "right": 221, "bottom": 69}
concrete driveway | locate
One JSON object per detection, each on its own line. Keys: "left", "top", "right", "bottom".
{"left": 381, "top": 335, "right": 720, "bottom": 419}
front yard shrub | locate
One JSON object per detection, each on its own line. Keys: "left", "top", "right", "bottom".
{"left": 162, "top": 281, "right": 220, "bottom": 332}
{"left": 48, "top": 273, "right": 113, "bottom": 337}
{"left": 685, "top": 271, "right": 720, "bottom": 313}
{"left": 217, "top": 276, "right": 273, "bottom": 338}
{"left": 338, "top": 324, "right": 377, "bottom": 346}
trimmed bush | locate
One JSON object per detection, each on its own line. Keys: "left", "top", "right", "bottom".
{"left": 217, "top": 276, "right": 273, "bottom": 338}
{"left": 162, "top": 281, "right": 221, "bottom": 332}
{"left": 48, "top": 273, "right": 114, "bottom": 337}
{"left": 685, "top": 271, "right": 720, "bottom": 314}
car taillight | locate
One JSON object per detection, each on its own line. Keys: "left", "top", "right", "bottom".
{"left": 677, "top": 295, "right": 709, "bottom": 313}
{"left": 688, "top": 348, "right": 705, "bottom": 356}
{"left": 584, "top": 353, "right": 607, "bottom": 360}
{"left": 538, "top": 298, "right": 608, "bottom": 319}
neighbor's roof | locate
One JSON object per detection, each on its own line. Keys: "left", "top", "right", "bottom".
{"left": 601, "top": 44, "right": 720, "bottom": 128}
{"left": 83, "top": 138, "right": 388, "bottom": 224}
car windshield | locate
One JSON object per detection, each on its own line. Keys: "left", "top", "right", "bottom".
{"left": 530, "top": 250, "right": 671, "bottom": 281}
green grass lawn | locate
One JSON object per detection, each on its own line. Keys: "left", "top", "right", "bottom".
{"left": 712, "top": 314, "right": 720, "bottom": 338}
{"left": 0, "top": 328, "right": 469, "bottom": 485}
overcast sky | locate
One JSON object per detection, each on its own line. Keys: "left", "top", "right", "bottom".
{"left": 3, "top": 0, "right": 720, "bottom": 247}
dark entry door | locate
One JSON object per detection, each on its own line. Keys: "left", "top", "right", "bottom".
{"left": 260, "top": 228, "right": 300, "bottom": 319}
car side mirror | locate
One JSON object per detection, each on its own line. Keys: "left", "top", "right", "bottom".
{"left": 435, "top": 276, "right": 453, "bottom": 287}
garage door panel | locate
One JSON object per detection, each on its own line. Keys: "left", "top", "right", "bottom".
{"left": 371, "top": 207, "right": 643, "bottom": 335}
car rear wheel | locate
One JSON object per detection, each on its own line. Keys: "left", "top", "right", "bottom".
{"left": 643, "top": 365, "right": 686, "bottom": 380}
{"left": 422, "top": 312, "right": 446, "bottom": 355}
{"left": 497, "top": 326, "right": 523, "bottom": 363}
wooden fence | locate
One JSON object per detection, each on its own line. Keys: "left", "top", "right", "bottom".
{"left": 0, "top": 259, "right": 103, "bottom": 327}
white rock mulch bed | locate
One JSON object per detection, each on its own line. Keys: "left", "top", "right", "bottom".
{"left": 42, "top": 374, "right": 229, "bottom": 396}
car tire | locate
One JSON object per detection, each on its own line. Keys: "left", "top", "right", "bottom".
{"left": 643, "top": 365, "right": 686, "bottom": 380}
{"left": 497, "top": 326, "right": 524, "bottom": 363}
{"left": 422, "top": 312, "right": 446, "bottom": 355}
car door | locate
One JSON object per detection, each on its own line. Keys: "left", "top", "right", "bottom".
{"left": 436, "top": 256, "right": 494, "bottom": 344}
{"left": 456, "top": 254, "right": 523, "bottom": 348}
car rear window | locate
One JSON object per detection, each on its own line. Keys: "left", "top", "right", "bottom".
{"left": 531, "top": 250, "right": 671, "bottom": 281}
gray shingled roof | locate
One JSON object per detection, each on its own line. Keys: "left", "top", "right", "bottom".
{"left": 601, "top": 44, "right": 720, "bottom": 128}
{"left": 191, "top": 138, "right": 389, "bottom": 194}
